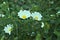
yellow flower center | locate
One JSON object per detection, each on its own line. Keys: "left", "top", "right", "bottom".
{"left": 34, "top": 16, "right": 38, "bottom": 20}
{"left": 22, "top": 15, "right": 26, "bottom": 19}
{"left": 8, "top": 28, "right": 12, "bottom": 32}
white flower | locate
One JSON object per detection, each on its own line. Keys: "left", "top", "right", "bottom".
{"left": 50, "top": 15, "right": 55, "bottom": 17}
{"left": 3, "top": 2, "right": 6, "bottom": 4}
{"left": 31, "top": 12, "right": 42, "bottom": 21}
{"left": 0, "top": 14, "right": 5, "bottom": 17}
{"left": 4, "top": 24, "right": 13, "bottom": 35}
{"left": 41, "top": 22, "right": 44, "bottom": 28}
{"left": 18, "top": 10, "right": 31, "bottom": 19}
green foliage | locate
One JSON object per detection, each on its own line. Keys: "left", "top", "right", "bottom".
{"left": 0, "top": 0, "right": 60, "bottom": 40}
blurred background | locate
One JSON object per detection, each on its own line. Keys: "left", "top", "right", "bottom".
{"left": 0, "top": 0, "right": 60, "bottom": 40}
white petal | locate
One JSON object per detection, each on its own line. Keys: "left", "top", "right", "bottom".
{"left": 41, "top": 22, "right": 44, "bottom": 28}
{"left": 9, "top": 32, "right": 11, "bottom": 35}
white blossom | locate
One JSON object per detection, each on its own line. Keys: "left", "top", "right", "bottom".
{"left": 4, "top": 24, "right": 13, "bottom": 35}
{"left": 18, "top": 10, "right": 31, "bottom": 19}
{"left": 31, "top": 12, "right": 42, "bottom": 21}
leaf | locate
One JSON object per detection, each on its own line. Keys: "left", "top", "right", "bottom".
{"left": 1, "top": 35, "right": 5, "bottom": 40}
{"left": 36, "top": 33, "right": 41, "bottom": 40}
{"left": 54, "top": 30, "right": 60, "bottom": 36}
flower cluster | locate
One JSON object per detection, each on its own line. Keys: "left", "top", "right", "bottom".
{"left": 3, "top": 10, "right": 44, "bottom": 35}
{"left": 18, "top": 10, "right": 42, "bottom": 21}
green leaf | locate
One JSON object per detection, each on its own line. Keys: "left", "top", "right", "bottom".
{"left": 36, "top": 33, "right": 41, "bottom": 40}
